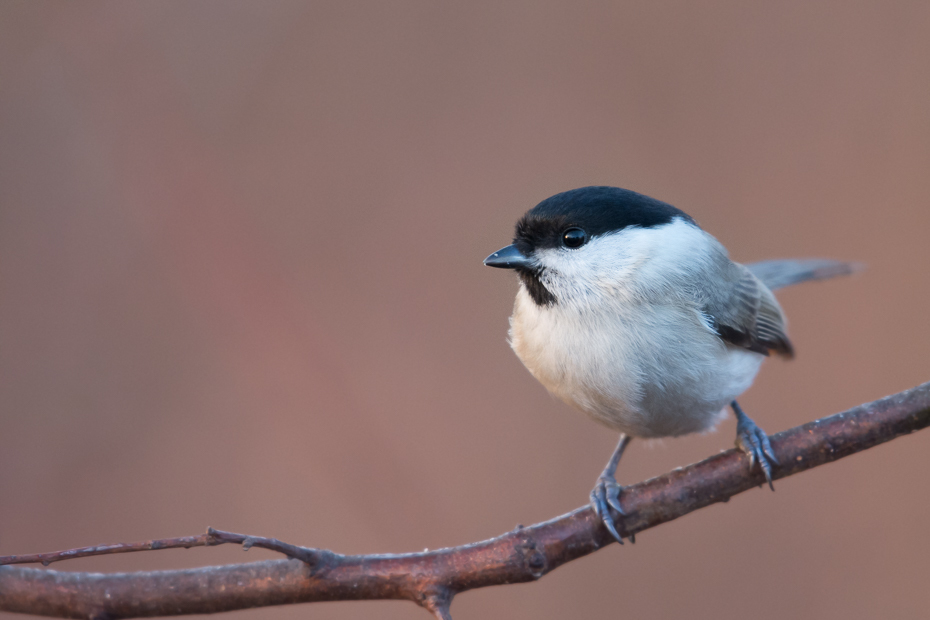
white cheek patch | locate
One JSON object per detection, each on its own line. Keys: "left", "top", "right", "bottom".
{"left": 533, "top": 218, "right": 716, "bottom": 307}
{"left": 532, "top": 230, "right": 644, "bottom": 305}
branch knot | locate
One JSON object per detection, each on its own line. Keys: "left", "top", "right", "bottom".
{"left": 517, "top": 536, "right": 547, "bottom": 579}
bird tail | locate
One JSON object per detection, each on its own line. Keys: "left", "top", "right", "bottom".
{"left": 746, "top": 259, "right": 863, "bottom": 292}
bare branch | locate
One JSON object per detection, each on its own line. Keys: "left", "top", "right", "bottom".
{"left": 0, "top": 534, "right": 218, "bottom": 567}
{"left": 1, "top": 382, "right": 928, "bottom": 619}
{"left": 205, "top": 529, "right": 326, "bottom": 566}
{"left": 0, "top": 529, "right": 327, "bottom": 568}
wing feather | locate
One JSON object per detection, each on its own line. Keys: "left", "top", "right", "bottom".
{"left": 747, "top": 258, "right": 861, "bottom": 291}
{"left": 703, "top": 263, "right": 794, "bottom": 358}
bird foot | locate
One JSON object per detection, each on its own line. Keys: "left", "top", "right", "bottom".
{"left": 590, "top": 473, "right": 633, "bottom": 544}
{"left": 734, "top": 407, "right": 779, "bottom": 490}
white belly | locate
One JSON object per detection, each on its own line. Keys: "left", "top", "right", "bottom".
{"left": 509, "top": 287, "right": 764, "bottom": 438}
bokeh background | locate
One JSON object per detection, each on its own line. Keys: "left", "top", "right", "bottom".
{"left": 2, "top": 2, "right": 929, "bottom": 619}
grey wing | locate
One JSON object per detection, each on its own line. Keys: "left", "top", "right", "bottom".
{"left": 747, "top": 259, "right": 861, "bottom": 291}
{"left": 702, "top": 263, "right": 794, "bottom": 358}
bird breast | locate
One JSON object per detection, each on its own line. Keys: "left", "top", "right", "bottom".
{"left": 508, "top": 286, "right": 765, "bottom": 438}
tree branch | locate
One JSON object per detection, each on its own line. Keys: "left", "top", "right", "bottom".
{"left": 2, "top": 382, "right": 929, "bottom": 619}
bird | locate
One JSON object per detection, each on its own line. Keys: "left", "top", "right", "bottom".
{"left": 484, "top": 186, "right": 858, "bottom": 543}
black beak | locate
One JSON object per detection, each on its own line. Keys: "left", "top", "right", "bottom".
{"left": 484, "top": 244, "right": 532, "bottom": 269}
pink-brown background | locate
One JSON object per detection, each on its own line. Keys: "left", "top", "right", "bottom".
{"left": 1, "top": 2, "right": 929, "bottom": 619}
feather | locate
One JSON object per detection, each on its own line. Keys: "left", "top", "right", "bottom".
{"left": 747, "top": 259, "right": 862, "bottom": 291}
{"left": 703, "top": 264, "right": 794, "bottom": 358}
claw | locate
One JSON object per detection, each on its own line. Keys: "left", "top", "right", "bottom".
{"left": 605, "top": 482, "right": 624, "bottom": 515}
{"left": 732, "top": 400, "right": 778, "bottom": 491}
{"left": 761, "top": 433, "right": 779, "bottom": 465}
{"left": 590, "top": 474, "right": 628, "bottom": 544}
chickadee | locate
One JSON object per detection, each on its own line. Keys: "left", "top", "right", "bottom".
{"left": 484, "top": 186, "right": 857, "bottom": 543}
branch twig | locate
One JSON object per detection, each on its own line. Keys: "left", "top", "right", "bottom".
{"left": 1, "top": 382, "right": 928, "bottom": 619}
{"left": 0, "top": 530, "right": 326, "bottom": 569}
{"left": 0, "top": 534, "right": 217, "bottom": 567}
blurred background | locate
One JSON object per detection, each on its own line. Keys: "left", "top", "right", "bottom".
{"left": 1, "top": 2, "right": 929, "bottom": 619}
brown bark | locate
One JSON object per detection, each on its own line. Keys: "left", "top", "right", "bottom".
{"left": 2, "top": 381, "right": 928, "bottom": 619}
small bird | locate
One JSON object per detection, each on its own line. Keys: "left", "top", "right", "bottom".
{"left": 484, "top": 186, "right": 857, "bottom": 543}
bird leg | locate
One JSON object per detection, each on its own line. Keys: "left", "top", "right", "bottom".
{"left": 732, "top": 400, "right": 779, "bottom": 490}
{"left": 590, "top": 433, "right": 632, "bottom": 544}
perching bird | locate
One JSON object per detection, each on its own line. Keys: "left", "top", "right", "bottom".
{"left": 484, "top": 186, "right": 857, "bottom": 543}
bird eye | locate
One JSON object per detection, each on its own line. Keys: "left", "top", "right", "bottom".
{"left": 562, "top": 228, "right": 587, "bottom": 249}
